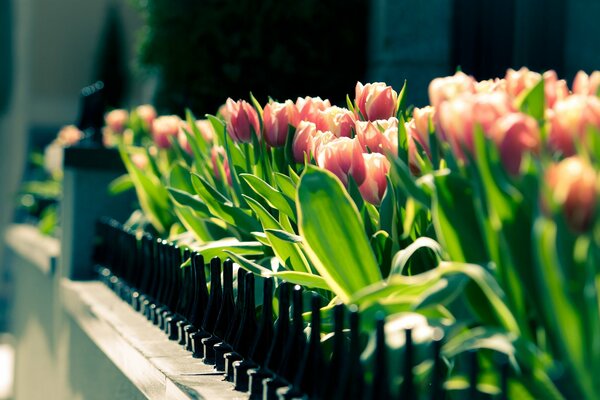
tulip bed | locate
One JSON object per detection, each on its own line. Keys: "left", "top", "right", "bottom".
{"left": 99, "top": 68, "right": 599, "bottom": 399}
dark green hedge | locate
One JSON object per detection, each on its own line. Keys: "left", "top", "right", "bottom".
{"left": 135, "top": 0, "right": 368, "bottom": 114}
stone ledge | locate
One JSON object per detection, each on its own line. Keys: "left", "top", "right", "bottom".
{"left": 61, "top": 279, "right": 247, "bottom": 400}
{"left": 4, "top": 224, "right": 59, "bottom": 277}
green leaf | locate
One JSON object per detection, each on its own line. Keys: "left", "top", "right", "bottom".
{"left": 273, "top": 172, "right": 297, "bottom": 201}
{"left": 225, "top": 252, "right": 332, "bottom": 291}
{"left": 168, "top": 187, "right": 210, "bottom": 216}
{"left": 191, "top": 173, "right": 260, "bottom": 235}
{"left": 264, "top": 229, "right": 303, "bottom": 243}
{"left": 297, "top": 166, "right": 382, "bottom": 302}
{"left": 516, "top": 78, "right": 544, "bottom": 121}
{"left": 244, "top": 195, "right": 311, "bottom": 273}
{"left": 240, "top": 173, "right": 296, "bottom": 222}
{"left": 108, "top": 174, "right": 134, "bottom": 195}
{"left": 395, "top": 79, "right": 407, "bottom": 117}
{"left": 195, "top": 239, "right": 264, "bottom": 260}
{"left": 389, "top": 237, "right": 445, "bottom": 277}
{"left": 118, "top": 143, "right": 173, "bottom": 233}
{"left": 431, "top": 172, "right": 488, "bottom": 263}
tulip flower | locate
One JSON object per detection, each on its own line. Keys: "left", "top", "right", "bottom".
{"left": 475, "top": 78, "right": 507, "bottom": 93}
{"left": 224, "top": 98, "right": 260, "bottom": 143}
{"left": 57, "top": 125, "right": 84, "bottom": 146}
{"left": 505, "top": 67, "right": 542, "bottom": 100}
{"left": 311, "top": 130, "right": 337, "bottom": 162}
{"left": 355, "top": 118, "right": 398, "bottom": 155}
{"left": 195, "top": 119, "right": 216, "bottom": 143}
{"left": 296, "top": 96, "right": 331, "bottom": 125}
{"left": 489, "top": 113, "right": 541, "bottom": 175}
{"left": 317, "top": 106, "right": 356, "bottom": 138}
{"left": 135, "top": 105, "right": 157, "bottom": 128}
{"left": 105, "top": 109, "right": 129, "bottom": 134}
{"left": 573, "top": 70, "right": 600, "bottom": 96}
{"left": 355, "top": 82, "right": 398, "bottom": 121}
{"left": 211, "top": 145, "right": 232, "bottom": 186}
{"left": 317, "top": 137, "right": 366, "bottom": 185}
{"left": 438, "top": 92, "right": 512, "bottom": 161}
{"left": 548, "top": 95, "right": 600, "bottom": 156}
{"left": 293, "top": 121, "right": 318, "bottom": 163}
{"left": 263, "top": 100, "right": 299, "bottom": 147}
{"left": 131, "top": 153, "right": 149, "bottom": 170}
{"left": 545, "top": 156, "right": 598, "bottom": 232}
{"left": 543, "top": 70, "right": 569, "bottom": 109}
{"left": 406, "top": 120, "right": 425, "bottom": 175}
{"left": 428, "top": 71, "right": 476, "bottom": 109}
{"left": 412, "top": 106, "right": 434, "bottom": 154}
{"left": 359, "top": 153, "right": 390, "bottom": 205}
{"left": 152, "top": 115, "right": 181, "bottom": 149}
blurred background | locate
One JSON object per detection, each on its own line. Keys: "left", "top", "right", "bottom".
{"left": 0, "top": 0, "right": 599, "bottom": 398}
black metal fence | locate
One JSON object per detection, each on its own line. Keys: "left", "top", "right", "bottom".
{"left": 94, "top": 218, "right": 508, "bottom": 400}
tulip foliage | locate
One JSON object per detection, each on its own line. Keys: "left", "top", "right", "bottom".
{"left": 111, "top": 68, "right": 600, "bottom": 399}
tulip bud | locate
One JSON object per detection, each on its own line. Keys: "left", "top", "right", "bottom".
{"left": 105, "top": 109, "right": 129, "bottom": 134}
{"left": 545, "top": 156, "right": 598, "bottom": 232}
{"left": 263, "top": 100, "right": 299, "bottom": 147}
{"left": 131, "top": 153, "right": 148, "bottom": 170}
{"left": 543, "top": 70, "right": 569, "bottom": 109}
{"left": 296, "top": 96, "right": 331, "bottom": 125}
{"left": 293, "top": 121, "right": 318, "bottom": 163}
{"left": 475, "top": 78, "right": 507, "bottom": 93}
{"left": 548, "top": 95, "right": 600, "bottom": 156}
{"left": 57, "top": 125, "right": 84, "bottom": 146}
{"left": 312, "top": 130, "right": 337, "bottom": 162}
{"left": 317, "top": 106, "right": 356, "bottom": 137}
{"left": 135, "top": 105, "right": 157, "bottom": 128}
{"left": 573, "top": 70, "right": 600, "bottom": 96}
{"left": 152, "top": 115, "right": 181, "bottom": 149}
{"left": 489, "top": 113, "right": 540, "bottom": 175}
{"left": 355, "top": 118, "right": 398, "bottom": 155}
{"left": 195, "top": 119, "right": 216, "bottom": 143}
{"left": 406, "top": 120, "right": 424, "bottom": 175}
{"left": 211, "top": 145, "right": 232, "bottom": 186}
{"left": 438, "top": 92, "right": 512, "bottom": 161}
{"left": 317, "top": 137, "right": 366, "bottom": 185}
{"left": 412, "top": 106, "right": 434, "bottom": 154}
{"left": 355, "top": 82, "right": 398, "bottom": 121}
{"left": 505, "top": 67, "right": 542, "bottom": 99}
{"left": 359, "top": 153, "right": 390, "bottom": 205}
{"left": 224, "top": 98, "right": 260, "bottom": 143}
{"left": 428, "top": 71, "right": 476, "bottom": 109}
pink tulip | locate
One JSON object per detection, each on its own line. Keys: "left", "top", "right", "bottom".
{"left": 412, "top": 106, "right": 434, "bottom": 154}
{"left": 428, "top": 71, "right": 476, "bottom": 109}
{"left": 131, "top": 153, "right": 148, "bottom": 170}
{"left": 545, "top": 156, "right": 598, "bottom": 232}
{"left": 489, "top": 113, "right": 541, "bottom": 175}
{"left": 355, "top": 82, "right": 398, "bottom": 121}
{"left": 317, "top": 137, "right": 366, "bottom": 185}
{"left": 57, "top": 125, "right": 84, "bottom": 146}
{"left": 263, "top": 100, "right": 300, "bottom": 147}
{"left": 224, "top": 98, "right": 260, "bottom": 143}
{"left": 548, "top": 95, "right": 600, "bottom": 156}
{"left": 211, "top": 145, "right": 232, "bottom": 186}
{"left": 573, "top": 70, "right": 600, "bottom": 96}
{"left": 355, "top": 118, "right": 398, "bottom": 155}
{"left": 135, "top": 105, "right": 157, "bottom": 128}
{"left": 152, "top": 115, "right": 181, "bottom": 149}
{"left": 293, "top": 121, "right": 318, "bottom": 163}
{"left": 195, "top": 119, "right": 216, "bottom": 143}
{"left": 475, "top": 78, "right": 507, "bottom": 93}
{"left": 543, "top": 70, "right": 569, "bottom": 109}
{"left": 505, "top": 67, "right": 542, "bottom": 99}
{"left": 296, "top": 96, "right": 331, "bottom": 125}
{"left": 317, "top": 106, "right": 356, "bottom": 137}
{"left": 359, "top": 153, "right": 390, "bottom": 205}
{"left": 406, "top": 120, "right": 427, "bottom": 175}
{"left": 311, "top": 130, "right": 337, "bottom": 162}
{"left": 438, "top": 92, "right": 512, "bottom": 161}
{"left": 105, "top": 109, "right": 129, "bottom": 134}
